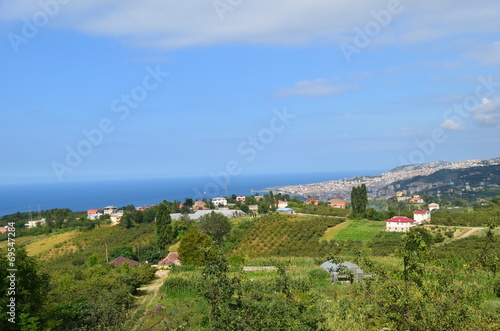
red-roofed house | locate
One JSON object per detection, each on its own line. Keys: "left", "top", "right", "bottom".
{"left": 386, "top": 216, "right": 416, "bottom": 232}
{"left": 0, "top": 226, "right": 8, "bottom": 234}
{"left": 328, "top": 197, "right": 346, "bottom": 209}
{"left": 193, "top": 200, "right": 207, "bottom": 210}
{"left": 236, "top": 195, "right": 246, "bottom": 202}
{"left": 108, "top": 256, "right": 140, "bottom": 268}
{"left": 306, "top": 198, "right": 321, "bottom": 205}
{"left": 158, "top": 252, "right": 181, "bottom": 267}
{"left": 413, "top": 210, "right": 431, "bottom": 223}
{"left": 277, "top": 200, "right": 288, "bottom": 208}
{"left": 136, "top": 206, "right": 150, "bottom": 211}
{"left": 87, "top": 209, "right": 102, "bottom": 220}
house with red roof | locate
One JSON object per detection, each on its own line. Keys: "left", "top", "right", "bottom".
{"left": 87, "top": 209, "right": 102, "bottom": 220}
{"left": 328, "top": 197, "right": 346, "bottom": 209}
{"left": 306, "top": 198, "right": 321, "bottom": 205}
{"left": 236, "top": 195, "right": 246, "bottom": 202}
{"left": 386, "top": 216, "right": 417, "bottom": 232}
{"left": 158, "top": 252, "right": 181, "bottom": 267}
{"left": 0, "top": 226, "right": 8, "bottom": 234}
{"left": 413, "top": 210, "right": 431, "bottom": 223}
{"left": 277, "top": 200, "right": 288, "bottom": 208}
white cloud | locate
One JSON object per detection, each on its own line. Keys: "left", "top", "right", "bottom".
{"left": 1, "top": 0, "right": 499, "bottom": 50}
{"left": 471, "top": 97, "right": 500, "bottom": 127}
{"left": 275, "top": 79, "right": 355, "bottom": 98}
{"left": 440, "top": 119, "right": 464, "bottom": 130}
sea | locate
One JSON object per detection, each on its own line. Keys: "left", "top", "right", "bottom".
{"left": 0, "top": 170, "right": 382, "bottom": 217}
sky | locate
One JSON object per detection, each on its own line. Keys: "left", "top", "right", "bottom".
{"left": 0, "top": 0, "right": 499, "bottom": 185}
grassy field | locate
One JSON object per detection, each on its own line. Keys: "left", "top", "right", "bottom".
{"left": 0, "top": 231, "right": 78, "bottom": 257}
{"left": 323, "top": 219, "right": 385, "bottom": 242}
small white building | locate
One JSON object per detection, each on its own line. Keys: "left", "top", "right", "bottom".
{"left": 110, "top": 210, "right": 124, "bottom": 225}
{"left": 211, "top": 197, "right": 228, "bottom": 207}
{"left": 277, "top": 200, "right": 288, "bottom": 208}
{"left": 413, "top": 210, "right": 431, "bottom": 223}
{"left": 87, "top": 209, "right": 103, "bottom": 220}
{"left": 103, "top": 205, "right": 117, "bottom": 215}
{"left": 428, "top": 203, "right": 440, "bottom": 211}
{"left": 236, "top": 195, "right": 246, "bottom": 202}
{"left": 386, "top": 216, "right": 416, "bottom": 232}
{"left": 25, "top": 219, "right": 46, "bottom": 229}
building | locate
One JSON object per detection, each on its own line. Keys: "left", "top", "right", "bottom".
{"left": 277, "top": 200, "right": 288, "bottom": 208}
{"left": 103, "top": 206, "right": 117, "bottom": 215}
{"left": 248, "top": 205, "right": 259, "bottom": 214}
{"left": 170, "top": 209, "right": 245, "bottom": 221}
{"left": 428, "top": 203, "right": 440, "bottom": 211}
{"left": 328, "top": 197, "right": 346, "bottom": 208}
{"left": 386, "top": 216, "right": 416, "bottom": 232}
{"left": 108, "top": 256, "right": 140, "bottom": 268}
{"left": 110, "top": 210, "right": 124, "bottom": 225}
{"left": 136, "top": 206, "right": 150, "bottom": 211}
{"left": 276, "top": 207, "right": 295, "bottom": 214}
{"left": 0, "top": 226, "right": 8, "bottom": 234}
{"left": 25, "top": 219, "right": 46, "bottom": 229}
{"left": 413, "top": 210, "right": 431, "bottom": 223}
{"left": 87, "top": 209, "right": 102, "bottom": 220}
{"left": 212, "top": 197, "right": 228, "bottom": 207}
{"left": 158, "top": 252, "right": 181, "bottom": 267}
{"left": 410, "top": 197, "right": 425, "bottom": 204}
{"left": 305, "top": 198, "right": 321, "bottom": 205}
{"left": 236, "top": 195, "right": 246, "bottom": 202}
{"left": 193, "top": 200, "right": 207, "bottom": 210}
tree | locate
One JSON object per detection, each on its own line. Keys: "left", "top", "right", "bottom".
{"left": 351, "top": 184, "right": 368, "bottom": 217}
{"left": 156, "top": 202, "right": 173, "bottom": 250}
{"left": 198, "top": 212, "right": 232, "bottom": 245}
{"left": 0, "top": 247, "right": 50, "bottom": 330}
{"left": 109, "top": 246, "right": 137, "bottom": 261}
{"left": 178, "top": 228, "right": 213, "bottom": 265}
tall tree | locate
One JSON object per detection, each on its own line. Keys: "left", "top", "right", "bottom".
{"left": 351, "top": 184, "right": 368, "bottom": 216}
{"left": 178, "top": 228, "right": 213, "bottom": 265}
{"left": 155, "top": 202, "right": 173, "bottom": 250}
{"left": 198, "top": 212, "right": 231, "bottom": 245}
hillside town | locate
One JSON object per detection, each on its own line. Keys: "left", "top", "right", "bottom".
{"left": 271, "top": 158, "right": 500, "bottom": 201}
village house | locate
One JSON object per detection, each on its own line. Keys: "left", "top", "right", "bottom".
{"left": 212, "top": 197, "right": 228, "bottom": 207}
{"left": 428, "top": 203, "right": 440, "bottom": 211}
{"left": 108, "top": 256, "right": 140, "bottom": 268}
{"left": 87, "top": 209, "right": 103, "bottom": 220}
{"left": 328, "top": 197, "right": 346, "bottom": 208}
{"left": 135, "top": 206, "right": 150, "bottom": 211}
{"left": 0, "top": 226, "right": 8, "bottom": 234}
{"left": 277, "top": 200, "right": 288, "bottom": 208}
{"left": 158, "top": 252, "right": 181, "bottom": 267}
{"left": 193, "top": 200, "right": 207, "bottom": 210}
{"left": 103, "top": 205, "right": 117, "bottom": 215}
{"left": 236, "top": 195, "right": 246, "bottom": 202}
{"left": 110, "top": 210, "right": 124, "bottom": 225}
{"left": 413, "top": 210, "right": 431, "bottom": 223}
{"left": 25, "top": 219, "right": 46, "bottom": 229}
{"left": 305, "top": 198, "right": 321, "bottom": 205}
{"left": 386, "top": 216, "right": 417, "bottom": 232}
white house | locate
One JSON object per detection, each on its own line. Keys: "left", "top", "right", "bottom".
{"left": 386, "top": 216, "right": 416, "bottom": 232}
{"left": 103, "top": 205, "right": 117, "bottom": 215}
{"left": 413, "top": 210, "right": 431, "bottom": 223}
{"left": 110, "top": 210, "right": 124, "bottom": 225}
{"left": 25, "top": 219, "right": 46, "bottom": 229}
{"left": 236, "top": 195, "right": 246, "bottom": 202}
{"left": 87, "top": 209, "right": 103, "bottom": 220}
{"left": 428, "top": 203, "right": 440, "bottom": 211}
{"left": 212, "top": 197, "right": 228, "bottom": 207}
{"left": 277, "top": 200, "right": 288, "bottom": 208}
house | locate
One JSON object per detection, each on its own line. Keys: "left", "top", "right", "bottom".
{"left": 328, "top": 197, "right": 346, "bottom": 208}
{"left": 212, "top": 197, "right": 227, "bottom": 207}
{"left": 110, "top": 210, "right": 124, "bottom": 225}
{"left": 428, "top": 203, "right": 440, "bottom": 211}
{"left": 397, "top": 196, "right": 410, "bottom": 202}
{"left": 158, "top": 252, "right": 181, "bottom": 267}
{"left": 277, "top": 200, "right": 288, "bottom": 208}
{"left": 305, "top": 198, "right": 321, "bottom": 205}
{"left": 410, "top": 197, "right": 424, "bottom": 204}
{"left": 320, "top": 260, "right": 366, "bottom": 283}
{"left": 25, "top": 219, "right": 46, "bottom": 229}
{"left": 87, "top": 209, "right": 102, "bottom": 220}
{"left": 136, "top": 206, "right": 150, "bottom": 211}
{"left": 386, "top": 216, "right": 416, "bottom": 232}
{"left": 0, "top": 226, "right": 8, "bottom": 234}
{"left": 248, "top": 205, "right": 259, "bottom": 214}
{"left": 103, "top": 205, "right": 117, "bottom": 215}
{"left": 254, "top": 195, "right": 264, "bottom": 201}
{"left": 170, "top": 209, "right": 246, "bottom": 221}
{"left": 413, "top": 210, "right": 431, "bottom": 223}
{"left": 193, "top": 200, "right": 207, "bottom": 210}
{"left": 108, "top": 256, "right": 140, "bottom": 268}
{"left": 236, "top": 195, "right": 246, "bottom": 202}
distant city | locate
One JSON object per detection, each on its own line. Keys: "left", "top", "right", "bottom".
{"left": 271, "top": 158, "right": 500, "bottom": 201}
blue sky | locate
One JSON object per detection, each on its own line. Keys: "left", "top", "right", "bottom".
{"left": 1, "top": 0, "right": 499, "bottom": 184}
